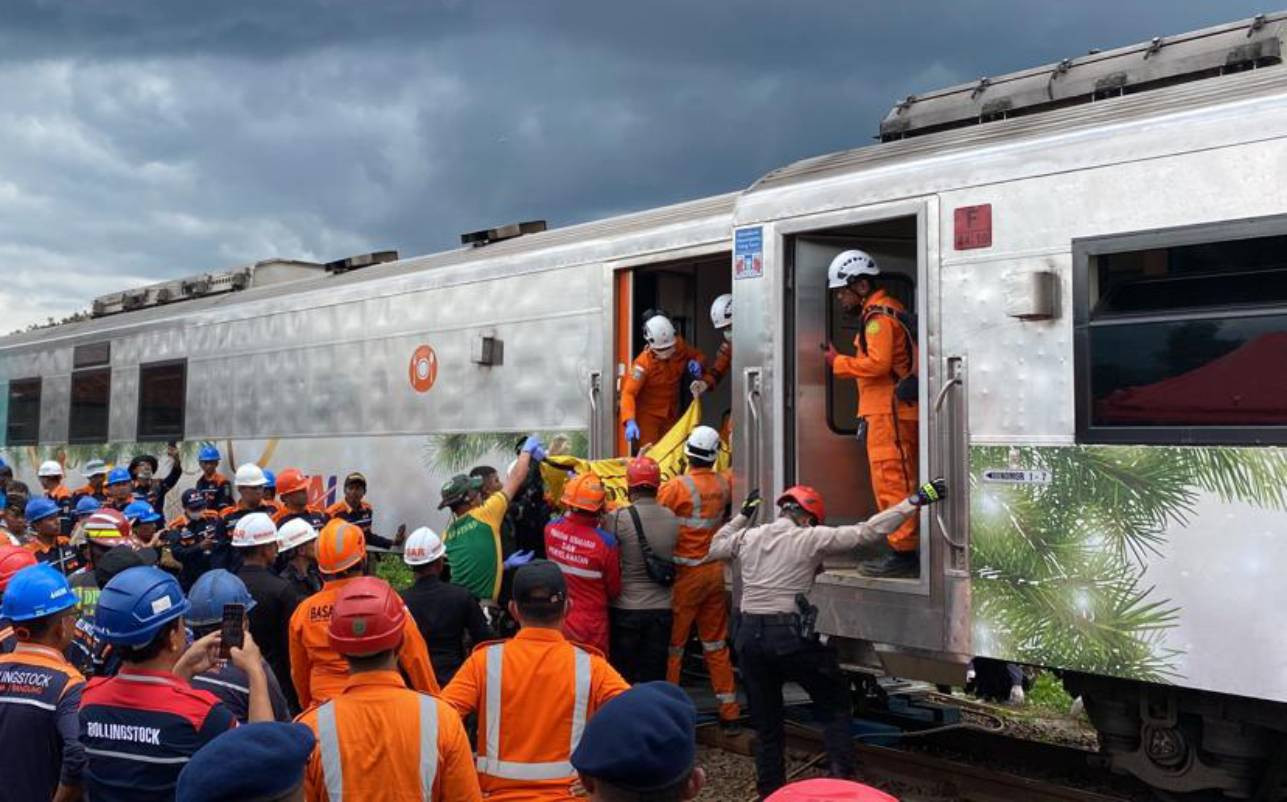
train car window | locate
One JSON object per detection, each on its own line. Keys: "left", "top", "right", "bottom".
{"left": 68, "top": 368, "right": 111, "bottom": 443}
{"left": 1078, "top": 229, "right": 1287, "bottom": 444}
{"left": 137, "top": 360, "right": 186, "bottom": 440}
{"left": 5, "top": 378, "right": 42, "bottom": 445}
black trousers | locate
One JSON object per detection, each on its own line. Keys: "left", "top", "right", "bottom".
{"left": 609, "top": 607, "right": 672, "bottom": 683}
{"left": 735, "top": 613, "right": 855, "bottom": 797}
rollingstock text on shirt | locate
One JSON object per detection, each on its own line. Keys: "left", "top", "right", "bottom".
{"left": 85, "top": 720, "right": 164, "bottom": 745}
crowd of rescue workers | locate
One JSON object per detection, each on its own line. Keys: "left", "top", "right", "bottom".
{"left": 0, "top": 251, "right": 951, "bottom": 802}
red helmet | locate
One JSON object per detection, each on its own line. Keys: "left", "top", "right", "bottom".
{"left": 0, "top": 545, "right": 38, "bottom": 592}
{"left": 625, "top": 456, "right": 661, "bottom": 489}
{"left": 328, "top": 577, "right": 406, "bottom": 656}
{"left": 776, "top": 485, "right": 826, "bottom": 524}
{"left": 766, "top": 779, "right": 898, "bottom": 801}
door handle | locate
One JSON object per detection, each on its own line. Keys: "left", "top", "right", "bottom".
{"left": 936, "top": 357, "right": 969, "bottom": 554}
{"left": 743, "top": 367, "right": 763, "bottom": 496}
{"left": 586, "top": 371, "right": 602, "bottom": 457}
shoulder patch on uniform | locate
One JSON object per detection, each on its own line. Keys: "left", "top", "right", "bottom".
{"left": 631, "top": 365, "right": 646, "bottom": 380}
{"left": 865, "top": 321, "right": 881, "bottom": 335}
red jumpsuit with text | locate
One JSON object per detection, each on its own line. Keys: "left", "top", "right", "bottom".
{"left": 831, "top": 289, "right": 919, "bottom": 552}
{"left": 544, "top": 512, "right": 621, "bottom": 655}
{"left": 620, "top": 337, "right": 705, "bottom": 447}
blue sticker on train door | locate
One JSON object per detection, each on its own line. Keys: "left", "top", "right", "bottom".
{"left": 734, "top": 227, "right": 763, "bottom": 280}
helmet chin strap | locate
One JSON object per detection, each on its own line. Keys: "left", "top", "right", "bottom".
{"left": 652, "top": 345, "right": 675, "bottom": 359}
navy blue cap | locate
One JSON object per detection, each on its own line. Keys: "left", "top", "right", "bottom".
{"left": 181, "top": 488, "right": 207, "bottom": 511}
{"left": 176, "top": 722, "right": 316, "bottom": 802}
{"left": 570, "top": 682, "right": 697, "bottom": 790}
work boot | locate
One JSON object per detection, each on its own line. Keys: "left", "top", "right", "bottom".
{"left": 859, "top": 549, "right": 919, "bottom": 578}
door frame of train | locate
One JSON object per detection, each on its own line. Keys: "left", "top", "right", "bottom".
{"left": 760, "top": 196, "right": 968, "bottom": 656}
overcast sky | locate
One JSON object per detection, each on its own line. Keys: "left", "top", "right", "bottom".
{"left": 0, "top": 1, "right": 1269, "bottom": 330}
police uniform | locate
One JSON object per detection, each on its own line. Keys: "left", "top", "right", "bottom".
{"left": 0, "top": 642, "right": 86, "bottom": 800}
{"left": 80, "top": 668, "right": 237, "bottom": 801}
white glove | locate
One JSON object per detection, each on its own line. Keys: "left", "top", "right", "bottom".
{"left": 690, "top": 379, "right": 709, "bottom": 397}
{"left": 1008, "top": 685, "right": 1026, "bottom": 705}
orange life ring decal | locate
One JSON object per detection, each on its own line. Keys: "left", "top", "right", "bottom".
{"left": 409, "top": 345, "right": 438, "bottom": 393}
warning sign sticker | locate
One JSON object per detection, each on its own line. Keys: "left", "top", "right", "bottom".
{"left": 734, "top": 227, "right": 763, "bottom": 280}
{"left": 954, "top": 204, "right": 993, "bottom": 250}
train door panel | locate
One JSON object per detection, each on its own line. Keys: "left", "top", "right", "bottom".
{"left": 611, "top": 254, "right": 732, "bottom": 456}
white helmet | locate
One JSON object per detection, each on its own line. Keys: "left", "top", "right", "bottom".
{"left": 83, "top": 459, "right": 108, "bottom": 478}
{"left": 277, "top": 518, "right": 319, "bottom": 553}
{"left": 231, "top": 512, "right": 278, "bottom": 548}
{"left": 38, "top": 460, "right": 64, "bottom": 478}
{"left": 643, "top": 315, "right": 677, "bottom": 352}
{"left": 827, "top": 249, "right": 879, "bottom": 289}
{"left": 403, "top": 526, "right": 446, "bottom": 566}
{"left": 234, "top": 463, "right": 267, "bottom": 487}
{"left": 710, "top": 294, "right": 733, "bottom": 330}
{"left": 685, "top": 425, "right": 722, "bottom": 462}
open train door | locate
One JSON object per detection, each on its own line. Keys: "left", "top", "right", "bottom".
{"left": 744, "top": 198, "right": 971, "bottom": 674}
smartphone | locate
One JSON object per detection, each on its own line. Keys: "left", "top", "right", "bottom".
{"left": 219, "top": 603, "right": 245, "bottom": 660}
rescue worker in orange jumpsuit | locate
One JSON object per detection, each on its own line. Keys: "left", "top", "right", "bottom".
{"left": 690, "top": 294, "right": 733, "bottom": 397}
{"left": 825, "top": 249, "right": 920, "bottom": 578}
{"left": 297, "top": 577, "right": 482, "bottom": 802}
{"left": 288, "top": 520, "right": 439, "bottom": 709}
{"left": 657, "top": 425, "right": 740, "bottom": 729}
{"left": 442, "top": 559, "right": 630, "bottom": 802}
{"left": 620, "top": 314, "right": 706, "bottom": 450}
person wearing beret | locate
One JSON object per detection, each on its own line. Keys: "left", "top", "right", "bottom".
{"left": 176, "top": 722, "right": 316, "bottom": 802}
{"left": 571, "top": 681, "right": 707, "bottom": 801}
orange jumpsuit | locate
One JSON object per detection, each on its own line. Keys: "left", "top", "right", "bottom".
{"left": 831, "top": 289, "right": 920, "bottom": 552}
{"left": 657, "top": 468, "right": 739, "bottom": 722}
{"left": 288, "top": 577, "right": 440, "bottom": 709}
{"left": 701, "top": 340, "right": 732, "bottom": 388}
{"left": 298, "top": 669, "right": 481, "bottom": 802}
{"left": 620, "top": 336, "right": 705, "bottom": 447}
{"left": 441, "top": 627, "right": 630, "bottom": 801}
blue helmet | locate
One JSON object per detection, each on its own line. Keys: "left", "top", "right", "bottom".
{"left": 198, "top": 445, "right": 221, "bottom": 463}
{"left": 25, "top": 497, "right": 60, "bottom": 524}
{"left": 95, "top": 565, "right": 190, "bottom": 646}
{"left": 123, "top": 500, "right": 162, "bottom": 525}
{"left": 262, "top": 469, "right": 276, "bottom": 490}
{"left": 187, "top": 569, "right": 256, "bottom": 627}
{"left": 2, "top": 564, "right": 78, "bottom": 622}
{"left": 74, "top": 495, "right": 102, "bottom": 517}
{"left": 106, "top": 467, "right": 132, "bottom": 486}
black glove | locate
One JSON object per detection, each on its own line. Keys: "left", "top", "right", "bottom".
{"left": 740, "top": 489, "right": 762, "bottom": 519}
{"left": 910, "top": 478, "right": 947, "bottom": 507}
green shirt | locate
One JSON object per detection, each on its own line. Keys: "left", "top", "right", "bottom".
{"left": 444, "top": 492, "right": 509, "bottom": 601}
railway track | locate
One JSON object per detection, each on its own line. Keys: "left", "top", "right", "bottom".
{"left": 697, "top": 719, "right": 1150, "bottom": 802}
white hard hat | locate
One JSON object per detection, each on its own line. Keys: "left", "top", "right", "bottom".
{"left": 234, "top": 463, "right": 267, "bottom": 487}
{"left": 231, "top": 512, "right": 278, "bottom": 548}
{"left": 82, "top": 459, "right": 108, "bottom": 478}
{"left": 277, "top": 518, "right": 319, "bottom": 552}
{"left": 38, "top": 460, "right": 64, "bottom": 478}
{"left": 685, "top": 425, "right": 722, "bottom": 462}
{"left": 643, "top": 315, "right": 677, "bottom": 351}
{"left": 710, "top": 294, "right": 733, "bottom": 330}
{"left": 403, "top": 527, "right": 446, "bottom": 566}
{"left": 827, "top": 249, "right": 880, "bottom": 289}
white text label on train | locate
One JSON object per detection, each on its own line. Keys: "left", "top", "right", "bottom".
{"left": 981, "top": 469, "right": 1053, "bottom": 485}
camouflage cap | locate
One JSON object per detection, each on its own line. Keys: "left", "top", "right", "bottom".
{"left": 437, "top": 474, "right": 483, "bottom": 510}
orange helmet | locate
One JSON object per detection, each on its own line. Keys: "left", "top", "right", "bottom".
{"left": 561, "top": 473, "right": 605, "bottom": 513}
{"left": 776, "top": 485, "right": 826, "bottom": 524}
{"left": 328, "top": 577, "right": 406, "bottom": 656}
{"left": 317, "top": 519, "right": 366, "bottom": 574}
{"left": 275, "top": 467, "right": 309, "bottom": 497}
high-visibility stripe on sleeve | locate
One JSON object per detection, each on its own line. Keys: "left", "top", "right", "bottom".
{"left": 317, "top": 701, "right": 344, "bottom": 802}
{"left": 570, "top": 647, "right": 590, "bottom": 753}
{"left": 419, "top": 695, "right": 438, "bottom": 799}
{"left": 556, "top": 563, "right": 603, "bottom": 579}
{"left": 484, "top": 643, "right": 504, "bottom": 766}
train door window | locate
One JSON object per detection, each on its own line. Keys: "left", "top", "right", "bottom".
{"left": 5, "top": 378, "right": 41, "bottom": 445}
{"left": 69, "top": 341, "right": 112, "bottom": 443}
{"left": 137, "top": 360, "right": 186, "bottom": 440}
{"left": 1076, "top": 222, "right": 1287, "bottom": 444}
{"left": 787, "top": 216, "right": 920, "bottom": 528}
{"left": 613, "top": 253, "right": 732, "bottom": 456}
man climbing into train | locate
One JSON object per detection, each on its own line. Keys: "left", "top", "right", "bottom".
{"left": 620, "top": 313, "right": 707, "bottom": 452}
{"left": 825, "top": 250, "right": 920, "bottom": 578}
{"left": 690, "top": 294, "right": 733, "bottom": 398}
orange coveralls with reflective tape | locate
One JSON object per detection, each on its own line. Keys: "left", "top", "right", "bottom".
{"left": 657, "top": 467, "right": 739, "bottom": 722}
{"left": 701, "top": 340, "right": 732, "bottom": 389}
{"left": 298, "top": 669, "right": 481, "bottom": 802}
{"left": 288, "top": 577, "right": 440, "bottom": 709}
{"left": 441, "top": 627, "right": 630, "bottom": 801}
{"left": 620, "top": 336, "right": 705, "bottom": 447}
{"left": 831, "top": 288, "right": 920, "bottom": 552}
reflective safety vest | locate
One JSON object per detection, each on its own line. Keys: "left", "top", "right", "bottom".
{"left": 441, "top": 627, "right": 629, "bottom": 801}
{"left": 658, "top": 468, "right": 731, "bottom": 566}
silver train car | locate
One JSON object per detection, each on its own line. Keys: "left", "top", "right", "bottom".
{"left": 5, "top": 13, "right": 1287, "bottom": 797}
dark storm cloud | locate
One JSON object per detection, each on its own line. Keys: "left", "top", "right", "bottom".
{"left": 0, "top": 1, "right": 1270, "bottom": 328}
